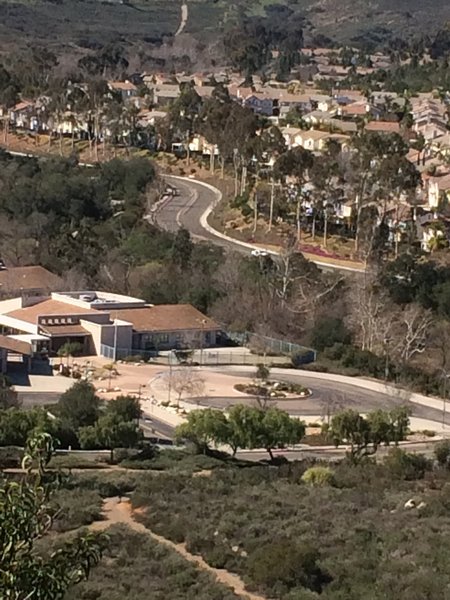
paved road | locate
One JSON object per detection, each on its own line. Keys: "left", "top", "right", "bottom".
{"left": 236, "top": 441, "right": 441, "bottom": 462}
{"left": 156, "top": 176, "right": 256, "bottom": 255}
{"left": 187, "top": 368, "right": 450, "bottom": 428}
{"left": 141, "top": 412, "right": 174, "bottom": 440}
{"left": 157, "top": 175, "right": 364, "bottom": 273}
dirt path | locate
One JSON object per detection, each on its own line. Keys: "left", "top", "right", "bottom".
{"left": 175, "top": 2, "right": 188, "bottom": 36}
{"left": 92, "top": 497, "right": 268, "bottom": 600}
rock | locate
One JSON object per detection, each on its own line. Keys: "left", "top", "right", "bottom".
{"left": 417, "top": 501, "right": 427, "bottom": 510}
{"left": 113, "top": 387, "right": 121, "bottom": 392}
{"left": 231, "top": 545, "right": 239, "bottom": 553}
{"left": 213, "top": 530, "right": 219, "bottom": 537}
{"left": 240, "top": 550, "right": 248, "bottom": 558}
{"left": 404, "top": 499, "right": 416, "bottom": 509}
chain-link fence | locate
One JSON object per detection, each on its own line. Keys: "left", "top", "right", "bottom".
{"left": 225, "top": 331, "right": 316, "bottom": 364}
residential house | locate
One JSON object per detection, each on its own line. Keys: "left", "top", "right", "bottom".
{"left": 9, "top": 100, "right": 36, "bottom": 130}
{"left": 243, "top": 93, "right": 275, "bottom": 116}
{"left": 0, "top": 291, "right": 221, "bottom": 358}
{"left": 281, "top": 127, "right": 349, "bottom": 152}
{"left": 150, "top": 84, "right": 181, "bottom": 106}
{"left": 108, "top": 80, "right": 138, "bottom": 101}
{"left": 137, "top": 109, "right": 167, "bottom": 127}
{"left": 365, "top": 121, "right": 401, "bottom": 134}
{"left": 425, "top": 173, "right": 450, "bottom": 209}
{"left": 337, "top": 102, "right": 375, "bottom": 119}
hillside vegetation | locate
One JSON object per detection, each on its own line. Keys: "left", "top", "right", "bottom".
{"left": 1, "top": 0, "right": 450, "bottom": 70}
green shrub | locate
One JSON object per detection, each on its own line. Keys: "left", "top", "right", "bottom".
{"left": 0, "top": 446, "right": 22, "bottom": 469}
{"left": 301, "top": 466, "right": 335, "bottom": 487}
{"left": 435, "top": 440, "right": 450, "bottom": 468}
{"left": 311, "top": 318, "right": 351, "bottom": 351}
{"left": 247, "top": 541, "right": 330, "bottom": 595}
{"left": 383, "top": 448, "right": 432, "bottom": 480}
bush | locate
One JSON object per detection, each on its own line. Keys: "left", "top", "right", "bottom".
{"left": 383, "top": 448, "right": 432, "bottom": 480}
{"left": 255, "top": 363, "right": 270, "bottom": 381}
{"left": 311, "top": 317, "right": 351, "bottom": 351}
{"left": 435, "top": 440, "right": 450, "bottom": 468}
{"left": 301, "top": 466, "right": 335, "bottom": 487}
{"left": 0, "top": 446, "right": 22, "bottom": 469}
{"left": 341, "top": 346, "right": 384, "bottom": 377}
{"left": 247, "top": 541, "right": 330, "bottom": 595}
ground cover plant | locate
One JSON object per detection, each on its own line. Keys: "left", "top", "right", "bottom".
{"left": 64, "top": 524, "right": 241, "bottom": 600}
{"left": 124, "top": 454, "right": 450, "bottom": 600}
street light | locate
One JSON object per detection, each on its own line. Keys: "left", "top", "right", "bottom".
{"left": 383, "top": 336, "right": 391, "bottom": 381}
{"left": 198, "top": 318, "right": 207, "bottom": 366}
{"left": 441, "top": 369, "right": 450, "bottom": 429}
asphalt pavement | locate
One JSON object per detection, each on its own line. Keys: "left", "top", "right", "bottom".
{"left": 187, "top": 368, "right": 450, "bottom": 428}
{"left": 157, "top": 176, "right": 251, "bottom": 254}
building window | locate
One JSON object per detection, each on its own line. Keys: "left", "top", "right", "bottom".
{"left": 155, "top": 333, "right": 169, "bottom": 345}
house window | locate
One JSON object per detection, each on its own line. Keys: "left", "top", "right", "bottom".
{"left": 155, "top": 333, "right": 169, "bottom": 345}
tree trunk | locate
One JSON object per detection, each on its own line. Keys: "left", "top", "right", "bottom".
{"left": 269, "top": 179, "right": 275, "bottom": 232}
{"left": 241, "top": 165, "right": 247, "bottom": 195}
{"left": 253, "top": 188, "right": 258, "bottom": 234}
{"left": 312, "top": 212, "right": 316, "bottom": 241}
{"left": 186, "top": 142, "right": 190, "bottom": 166}
{"left": 71, "top": 130, "right": 75, "bottom": 150}
{"left": 323, "top": 213, "right": 328, "bottom": 248}
{"left": 59, "top": 132, "right": 63, "bottom": 156}
{"left": 296, "top": 199, "right": 301, "bottom": 244}
{"left": 267, "top": 447, "right": 274, "bottom": 461}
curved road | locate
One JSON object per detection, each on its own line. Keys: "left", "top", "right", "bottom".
{"left": 157, "top": 175, "right": 364, "bottom": 271}
{"left": 187, "top": 368, "right": 450, "bottom": 429}
{"left": 153, "top": 178, "right": 449, "bottom": 434}
{"left": 156, "top": 175, "right": 252, "bottom": 255}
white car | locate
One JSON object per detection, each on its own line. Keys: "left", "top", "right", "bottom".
{"left": 251, "top": 249, "right": 269, "bottom": 257}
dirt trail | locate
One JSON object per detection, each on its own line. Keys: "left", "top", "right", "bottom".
{"left": 175, "top": 2, "right": 188, "bottom": 36}
{"left": 92, "top": 497, "right": 268, "bottom": 600}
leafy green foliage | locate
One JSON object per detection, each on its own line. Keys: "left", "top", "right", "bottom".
{"left": 434, "top": 440, "right": 450, "bottom": 468}
{"left": 0, "top": 433, "right": 104, "bottom": 599}
{"left": 176, "top": 405, "right": 305, "bottom": 459}
{"left": 301, "top": 466, "right": 335, "bottom": 487}
{"left": 56, "top": 381, "right": 102, "bottom": 429}
{"left": 311, "top": 318, "right": 352, "bottom": 351}
{"left": 329, "top": 407, "right": 410, "bottom": 463}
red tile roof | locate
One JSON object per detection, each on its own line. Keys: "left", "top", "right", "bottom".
{"left": 0, "top": 335, "right": 31, "bottom": 355}
{"left": 365, "top": 121, "right": 400, "bottom": 133}
{"left": 0, "top": 266, "right": 62, "bottom": 293}
{"left": 110, "top": 304, "right": 220, "bottom": 333}
{"left": 7, "top": 299, "right": 100, "bottom": 324}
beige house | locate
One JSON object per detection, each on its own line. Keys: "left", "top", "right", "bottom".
{"left": 426, "top": 173, "right": 450, "bottom": 209}
{"left": 282, "top": 127, "right": 349, "bottom": 152}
